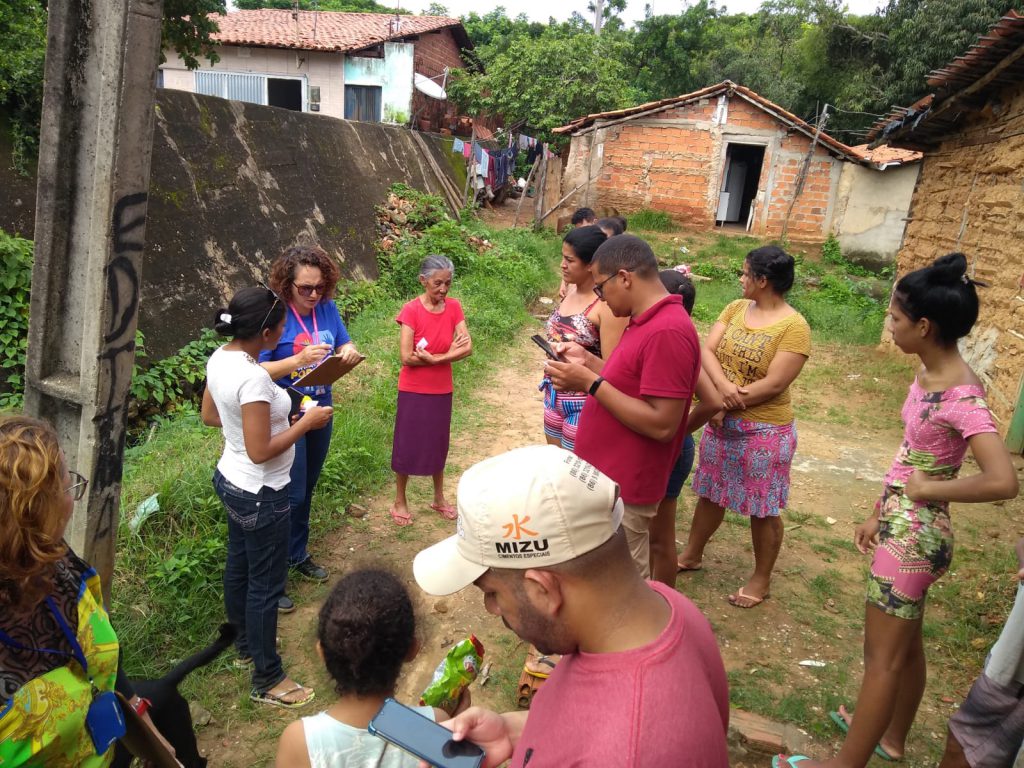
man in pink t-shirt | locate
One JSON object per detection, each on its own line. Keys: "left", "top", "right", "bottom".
{"left": 413, "top": 446, "right": 729, "bottom": 767}
{"left": 545, "top": 234, "right": 701, "bottom": 578}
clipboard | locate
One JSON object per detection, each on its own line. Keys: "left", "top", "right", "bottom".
{"left": 292, "top": 354, "right": 365, "bottom": 388}
{"left": 115, "top": 691, "right": 180, "bottom": 768}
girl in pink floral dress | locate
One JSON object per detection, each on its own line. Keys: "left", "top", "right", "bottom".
{"left": 774, "top": 253, "right": 1019, "bottom": 768}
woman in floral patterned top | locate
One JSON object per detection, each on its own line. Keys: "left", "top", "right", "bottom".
{"left": 539, "top": 225, "right": 627, "bottom": 451}
{"left": 774, "top": 253, "right": 1019, "bottom": 768}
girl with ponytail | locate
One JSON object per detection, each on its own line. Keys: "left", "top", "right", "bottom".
{"left": 202, "top": 286, "right": 333, "bottom": 710}
{"left": 775, "top": 254, "right": 1019, "bottom": 767}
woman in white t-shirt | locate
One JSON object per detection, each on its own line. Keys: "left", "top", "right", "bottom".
{"left": 202, "top": 286, "right": 333, "bottom": 709}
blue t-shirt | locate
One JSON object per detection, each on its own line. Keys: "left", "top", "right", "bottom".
{"left": 259, "top": 300, "right": 352, "bottom": 405}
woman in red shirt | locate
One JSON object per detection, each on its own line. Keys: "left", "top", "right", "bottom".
{"left": 390, "top": 256, "right": 472, "bottom": 525}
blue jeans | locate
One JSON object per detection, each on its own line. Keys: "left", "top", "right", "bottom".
{"left": 214, "top": 470, "right": 289, "bottom": 693}
{"left": 664, "top": 433, "right": 696, "bottom": 499}
{"left": 288, "top": 419, "right": 333, "bottom": 566}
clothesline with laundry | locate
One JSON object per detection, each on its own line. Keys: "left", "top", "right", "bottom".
{"left": 451, "top": 132, "right": 555, "bottom": 193}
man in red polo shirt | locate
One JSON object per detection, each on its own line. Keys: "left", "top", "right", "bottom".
{"left": 546, "top": 234, "right": 700, "bottom": 577}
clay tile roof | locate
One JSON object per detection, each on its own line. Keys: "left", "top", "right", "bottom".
{"left": 848, "top": 143, "right": 923, "bottom": 167}
{"left": 209, "top": 10, "right": 468, "bottom": 54}
{"left": 553, "top": 80, "right": 864, "bottom": 164}
{"left": 868, "top": 10, "right": 1024, "bottom": 148}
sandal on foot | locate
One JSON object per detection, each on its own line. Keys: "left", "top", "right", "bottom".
{"left": 828, "top": 708, "right": 901, "bottom": 761}
{"left": 676, "top": 561, "right": 703, "bottom": 573}
{"left": 728, "top": 587, "right": 769, "bottom": 608}
{"left": 389, "top": 505, "right": 412, "bottom": 526}
{"left": 772, "top": 755, "right": 811, "bottom": 767}
{"left": 523, "top": 651, "right": 558, "bottom": 679}
{"left": 430, "top": 502, "right": 457, "bottom": 520}
{"left": 251, "top": 682, "right": 315, "bottom": 709}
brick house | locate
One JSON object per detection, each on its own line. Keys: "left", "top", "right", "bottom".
{"left": 159, "top": 10, "right": 471, "bottom": 130}
{"left": 554, "top": 81, "right": 898, "bottom": 241}
{"left": 870, "top": 11, "right": 1024, "bottom": 450}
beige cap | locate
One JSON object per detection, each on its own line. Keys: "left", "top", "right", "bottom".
{"left": 413, "top": 445, "right": 622, "bottom": 596}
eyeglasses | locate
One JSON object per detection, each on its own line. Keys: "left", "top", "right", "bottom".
{"left": 258, "top": 286, "right": 281, "bottom": 331}
{"left": 593, "top": 272, "right": 620, "bottom": 300}
{"left": 294, "top": 283, "right": 326, "bottom": 298}
{"left": 66, "top": 470, "right": 88, "bottom": 501}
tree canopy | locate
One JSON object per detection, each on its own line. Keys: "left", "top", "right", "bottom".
{"left": 448, "top": 0, "right": 1018, "bottom": 145}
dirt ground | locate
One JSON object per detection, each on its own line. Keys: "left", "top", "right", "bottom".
{"left": 194, "top": 213, "right": 1024, "bottom": 767}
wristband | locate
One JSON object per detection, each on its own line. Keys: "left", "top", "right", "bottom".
{"left": 588, "top": 376, "right": 604, "bottom": 396}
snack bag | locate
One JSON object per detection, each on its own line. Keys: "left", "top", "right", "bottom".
{"left": 420, "top": 635, "right": 484, "bottom": 715}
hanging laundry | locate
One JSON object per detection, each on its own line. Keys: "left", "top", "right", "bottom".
{"left": 463, "top": 142, "right": 472, "bottom": 158}
{"left": 478, "top": 150, "right": 490, "bottom": 176}
{"left": 452, "top": 138, "right": 464, "bottom": 154}
{"left": 526, "top": 142, "right": 542, "bottom": 166}
{"left": 518, "top": 134, "right": 530, "bottom": 151}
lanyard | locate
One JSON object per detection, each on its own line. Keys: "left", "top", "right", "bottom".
{"left": 288, "top": 302, "right": 319, "bottom": 345}
{"left": 0, "top": 597, "right": 91, "bottom": 678}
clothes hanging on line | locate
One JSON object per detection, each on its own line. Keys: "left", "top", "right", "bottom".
{"left": 452, "top": 138, "right": 464, "bottom": 153}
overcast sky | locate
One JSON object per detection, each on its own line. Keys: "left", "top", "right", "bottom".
{"left": 385, "top": 0, "right": 887, "bottom": 22}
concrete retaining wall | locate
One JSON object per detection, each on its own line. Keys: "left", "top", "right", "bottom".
{"left": 0, "top": 91, "right": 461, "bottom": 360}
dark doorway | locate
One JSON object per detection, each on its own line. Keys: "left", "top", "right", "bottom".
{"left": 716, "top": 143, "right": 766, "bottom": 226}
{"left": 267, "top": 78, "right": 302, "bottom": 111}
{"left": 344, "top": 85, "right": 383, "bottom": 122}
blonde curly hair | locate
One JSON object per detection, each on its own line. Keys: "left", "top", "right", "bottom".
{"left": 0, "top": 415, "right": 69, "bottom": 611}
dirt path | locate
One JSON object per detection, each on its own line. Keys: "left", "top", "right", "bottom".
{"left": 196, "top": 318, "right": 1024, "bottom": 768}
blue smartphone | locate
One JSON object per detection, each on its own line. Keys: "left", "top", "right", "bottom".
{"left": 368, "top": 698, "right": 484, "bottom": 768}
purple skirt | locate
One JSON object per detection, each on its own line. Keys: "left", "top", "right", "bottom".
{"left": 391, "top": 391, "right": 453, "bottom": 476}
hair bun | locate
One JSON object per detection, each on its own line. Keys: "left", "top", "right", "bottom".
{"left": 931, "top": 252, "right": 969, "bottom": 286}
{"left": 213, "top": 306, "right": 235, "bottom": 335}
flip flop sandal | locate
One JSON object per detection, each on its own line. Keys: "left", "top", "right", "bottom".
{"left": 728, "top": 587, "right": 769, "bottom": 608}
{"left": 232, "top": 655, "right": 253, "bottom": 669}
{"left": 676, "top": 562, "right": 703, "bottom": 573}
{"left": 523, "top": 652, "right": 558, "bottom": 679}
{"left": 389, "top": 505, "right": 412, "bottom": 526}
{"left": 772, "top": 755, "right": 811, "bottom": 767}
{"left": 251, "top": 683, "right": 315, "bottom": 709}
{"left": 430, "top": 503, "right": 457, "bottom": 520}
{"left": 828, "top": 709, "right": 901, "bottom": 761}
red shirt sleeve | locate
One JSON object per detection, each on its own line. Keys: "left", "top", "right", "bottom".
{"left": 448, "top": 298, "right": 465, "bottom": 326}
{"left": 396, "top": 299, "right": 418, "bottom": 328}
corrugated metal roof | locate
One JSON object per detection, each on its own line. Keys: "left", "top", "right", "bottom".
{"left": 553, "top": 80, "right": 864, "bottom": 164}
{"left": 208, "top": 10, "right": 468, "bottom": 54}
{"left": 868, "top": 10, "right": 1024, "bottom": 148}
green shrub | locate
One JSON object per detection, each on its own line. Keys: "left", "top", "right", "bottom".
{"left": 0, "top": 230, "right": 32, "bottom": 409}
{"left": 629, "top": 209, "right": 676, "bottom": 232}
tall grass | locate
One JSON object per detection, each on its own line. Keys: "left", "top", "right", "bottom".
{"left": 112, "top": 198, "right": 557, "bottom": 676}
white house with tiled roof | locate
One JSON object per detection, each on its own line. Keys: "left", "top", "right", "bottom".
{"left": 159, "top": 10, "right": 472, "bottom": 128}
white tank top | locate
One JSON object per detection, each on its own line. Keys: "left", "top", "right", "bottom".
{"left": 302, "top": 708, "right": 436, "bottom": 768}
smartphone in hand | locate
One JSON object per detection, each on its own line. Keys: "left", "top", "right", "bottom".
{"left": 530, "top": 334, "right": 562, "bottom": 361}
{"left": 369, "top": 699, "right": 484, "bottom": 768}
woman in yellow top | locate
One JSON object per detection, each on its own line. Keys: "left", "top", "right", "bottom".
{"left": 677, "top": 246, "right": 811, "bottom": 608}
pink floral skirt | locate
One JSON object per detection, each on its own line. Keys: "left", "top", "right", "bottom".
{"left": 691, "top": 415, "right": 796, "bottom": 518}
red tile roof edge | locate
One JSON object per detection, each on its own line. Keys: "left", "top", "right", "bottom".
{"left": 208, "top": 10, "right": 466, "bottom": 54}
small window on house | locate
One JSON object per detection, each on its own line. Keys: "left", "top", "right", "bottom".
{"left": 268, "top": 78, "right": 303, "bottom": 111}
{"left": 345, "top": 85, "right": 383, "bottom": 122}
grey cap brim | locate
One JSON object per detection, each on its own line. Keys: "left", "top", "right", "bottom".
{"left": 413, "top": 535, "right": 488, "bottom": 596}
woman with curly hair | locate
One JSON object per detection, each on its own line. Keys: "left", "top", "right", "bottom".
{"left": 260, "top": 245, "right": 362, "bottom": 611}
{"left": 0, "top": 415, "right": 176, "bottom": 765}
{"left": 275, "top": 569, "right": 456, "bottom": 767}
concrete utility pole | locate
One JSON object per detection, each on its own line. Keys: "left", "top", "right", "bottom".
{"left": 25, "top": 0, "right": 165, "bottom": 598}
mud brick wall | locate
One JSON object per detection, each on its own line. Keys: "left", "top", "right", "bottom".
{"left": 559, "top": 93, "right": 842, "bottom": 240}
{"left": 889, "top": 82, "right": 1024, "bottom": 433}
{"left": 412, "top": 28, "right": 465, "bottom": 131}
